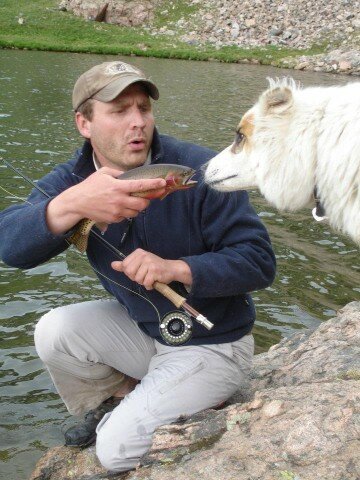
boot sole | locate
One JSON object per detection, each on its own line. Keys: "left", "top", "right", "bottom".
{"left": 65, "top": 433, "right": 96, "bottom": 449}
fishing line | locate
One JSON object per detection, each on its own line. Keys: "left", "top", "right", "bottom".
{"left": 1, "top": 158, "right": 214, "bottom": 345}
{"left": 0, "top": 161, "right": 162, "bottom": 321}
{"left": 0, "top": 185, "right": 33, "bottom": 205}
{"left": 86, "top": 227, "right": 162, "bottom": 322}
{"left": 66, "top": 235, "right": 162, "bottom": 324}
{"left": 90, "top": 228, "right": 126, "bottom": 260}
{"left": 1, "top": 158, "right": 51, "bottom": 198}
{"left": 90, "top": 265, "right": 161, "bottom": 323}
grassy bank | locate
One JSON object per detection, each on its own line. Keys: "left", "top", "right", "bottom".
{"left": 0, "top": 0, "right": 324, "bottom": 64}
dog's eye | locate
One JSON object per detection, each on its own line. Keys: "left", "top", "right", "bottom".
{"left": 235, "top": 131, "right": 245, "bottom": 145}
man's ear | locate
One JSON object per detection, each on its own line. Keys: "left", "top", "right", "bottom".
{"left": 75, "top": 112, "right": 91, "bottom": 139}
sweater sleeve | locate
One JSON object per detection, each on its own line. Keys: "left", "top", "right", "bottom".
{"left": 0, "top": 162, "right": 77, "bottom": 269}
{"left": 181, "top": 187, "right": 276, "bottom": 298}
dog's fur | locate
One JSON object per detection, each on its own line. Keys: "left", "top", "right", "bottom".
{"left": 205, "top": 78, "right": 360, "bottom": 244}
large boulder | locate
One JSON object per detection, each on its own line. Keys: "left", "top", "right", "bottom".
{"left": 30, "top": 302, "right": 360, "bottom": 480}
{"left": 59, "top": 0, "right": 158, "bottom": 26}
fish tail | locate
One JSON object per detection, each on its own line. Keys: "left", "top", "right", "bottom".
{"left": 68, "top": 219, "right": 95, "bottom": 253}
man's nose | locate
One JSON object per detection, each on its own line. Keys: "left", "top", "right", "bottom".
{"left": 129, "top": 107, "right": 146, "bottom": 128}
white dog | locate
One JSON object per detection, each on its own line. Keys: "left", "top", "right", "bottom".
{"left": 204, "top": 79, "right": 360, "bottom": 245}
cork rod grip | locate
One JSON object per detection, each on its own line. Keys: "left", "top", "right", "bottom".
{"left": 153, "top": 281, "right": 185, "bottom": 309}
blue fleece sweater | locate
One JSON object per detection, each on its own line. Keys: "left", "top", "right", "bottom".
{"left": 0, "top": 130, "right": 276, "bottom": 344}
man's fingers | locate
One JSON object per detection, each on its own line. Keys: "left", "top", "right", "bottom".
{"left": 118, "top": 204, "right": 149, "bottom": 219}
{"left": 118, "top": 178, "right": 166, "bottom": 194}
{"left": 98, "top": 168, "right": 167, "bottom": 191}
{"left": 112, "top": 250, "right": 162, "bottom": 290}
{"left": 134, "top": 264, "right": 150, "bottom": 286}
{"left": 111, "top": 261, "right": 123, "bottom": 271}
{"left": 143, "top": 274, "right": 155, "bottom": 290}
{"left": 95, "top": 222, "right": 108, "bottom": 232}
{"left": 99, "top": 167, "right": 124, "bottom": 177}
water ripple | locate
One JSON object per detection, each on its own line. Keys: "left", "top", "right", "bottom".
{"left": 0, "top": 49, "right": 359, "bottom": 480}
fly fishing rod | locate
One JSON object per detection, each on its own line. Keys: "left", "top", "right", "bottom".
{"left": 1, "top": 158, "right": 214, "bottom": 345}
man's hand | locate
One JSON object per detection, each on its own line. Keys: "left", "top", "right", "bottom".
{"left": 46, "top": 167, "right": 166, "bottom": 235}
{"left": 111, "top": 249, "right": 192, "bottom": 290}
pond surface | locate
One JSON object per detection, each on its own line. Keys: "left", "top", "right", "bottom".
{"left": 0, "top": 49, "right": 358, "bottom": 480}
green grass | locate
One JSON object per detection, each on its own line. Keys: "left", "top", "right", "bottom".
{"left": 338, "top": 369, "right": 360, "bottom": 381}
{"left": 0, "top": 0, "right": 326, "bottom": 64}
{"left": 279, "top": 472, "right": 298, "bottom": 480}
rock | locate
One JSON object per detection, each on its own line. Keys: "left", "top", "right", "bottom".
{"left": 279, "top": 48, "right": 360, "bottom": 75}
{"left": 230, "top": 20, "right": 240, "bottom": 39}
{"left": 294, "top": 61, "right": 309, "bottom": 70}
{"left": 261, "top": 399, "right": 284, "bottom": 417}
{"left": 30, "top": 446, "right": 108, "bottom": 480}
{"left": 59, "top": 0, "right": 156, "bottom": 26}
{"left": 30, "top": 302, "right": 360, "bottom": 480}
{"left": 140, "top": 409, "right": 228, "bottom": 467}
{"left": 245, "top": 18, "right": 256, "bottom": 28}
{"left": 94, "top": 2, "right": 108, "bottom": 22}
{"left": 339, "top": 60, "right": 352, "bottom": 70}
{"left": 283, "top": 30, "right": 293, "bottom": 40}
{"left": 270, "top": 27, "right": 283, "bottom": 36}
{"left": 58, "top": 0, "right": 359, "bottom": 76}
{"left": 58, "top": 0, "right": 67, "bottom": 11}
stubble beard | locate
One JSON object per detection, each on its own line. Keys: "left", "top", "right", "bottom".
{"left": 94, "top": 138, "right": 150, "bottom": 171}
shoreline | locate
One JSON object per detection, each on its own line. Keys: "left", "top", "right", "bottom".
{"left": 0, "top": 0, "right": 359, "bottom": 76}
{"left": 2, "top": 43, "right": 359, "bottom": 77}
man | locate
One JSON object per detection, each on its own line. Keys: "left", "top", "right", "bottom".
{"left": 0, "top": 61, "right": 276, "bottom": 472}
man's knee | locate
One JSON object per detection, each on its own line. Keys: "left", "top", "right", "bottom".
{"left": 95, "top": 409, "right": 152, "bottom": 472}
{"left": 34, "top": 307, "right": 72, "bottom": 364}
{"left": 96, "top": 429, "right": 139, "bottom": 472}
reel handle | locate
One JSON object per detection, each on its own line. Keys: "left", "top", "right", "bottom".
{"left": 153, "top": 281, "right": 185, "bottom": 308}
{"left": 154, "top": 281, "right": 214, "bottom": 331}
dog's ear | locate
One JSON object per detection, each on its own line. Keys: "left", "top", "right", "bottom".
{"left": 260, "top": 87, "right": 293, "bottom": 115}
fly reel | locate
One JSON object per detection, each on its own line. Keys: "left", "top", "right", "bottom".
{"left": 159, "top": 311, "right": 193, "bottom": 346}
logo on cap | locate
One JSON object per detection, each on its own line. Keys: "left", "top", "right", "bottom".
{"left": 105, "top": 62, "right": 142, "bottom": 77}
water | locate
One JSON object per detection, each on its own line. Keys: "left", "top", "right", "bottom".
{"left": 0, "top": 49, "right": 358, "bottom": 480}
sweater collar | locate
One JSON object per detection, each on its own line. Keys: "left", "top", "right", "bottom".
{"left": 72, "top": 127, "right": 164, "bottom": 179}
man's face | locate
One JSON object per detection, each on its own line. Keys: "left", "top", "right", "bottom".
{"left": 77, "top": 83, "right": 155, "bottom": 171}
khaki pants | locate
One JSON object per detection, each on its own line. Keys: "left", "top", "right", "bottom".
{"left": 34, "top": 299, "right": 254, "bottom": 472}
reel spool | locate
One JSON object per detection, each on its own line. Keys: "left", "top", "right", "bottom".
{"left": 159, "top": 311, "right": 193, "bottom": 346}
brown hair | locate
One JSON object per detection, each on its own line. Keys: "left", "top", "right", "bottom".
{"left": 76, "top": 99, "right": 94, "bottom": 120}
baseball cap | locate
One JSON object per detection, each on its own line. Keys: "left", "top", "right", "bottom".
{"left": 72, "top": 61, "right": 159, "bottom": 111}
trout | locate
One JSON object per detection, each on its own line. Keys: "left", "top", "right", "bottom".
{"left": 69, "top": 163, "right": 197, "bottom": 253}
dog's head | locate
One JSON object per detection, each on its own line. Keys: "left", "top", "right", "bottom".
{"left": 204, "top": 79, "right": 316, "bottom": 211}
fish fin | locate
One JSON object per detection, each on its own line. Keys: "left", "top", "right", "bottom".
{"left": 165, "top": 176, "right": 177, "bottom": 186}
{"left": 158, "top": 182, "right": 198, "bottom": 200}
{"left": 132, "top": 188, "right": 166, "bottom": 200}
{"left": 132, "top": 180, "right": 197, "bottom": 201}
{"left": 159, "top": 191, "right": 171, "bottom": 200}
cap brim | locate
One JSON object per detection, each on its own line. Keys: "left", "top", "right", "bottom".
{"left": 92, "top": 76, "right": 159, "bottom": 102}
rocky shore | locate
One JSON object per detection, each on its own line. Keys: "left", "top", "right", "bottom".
{"left": 30, "top": 301, "right": 360, "bottom": 480}
{"left": 59, "top": 0, "right": 360, "bottom": 75}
